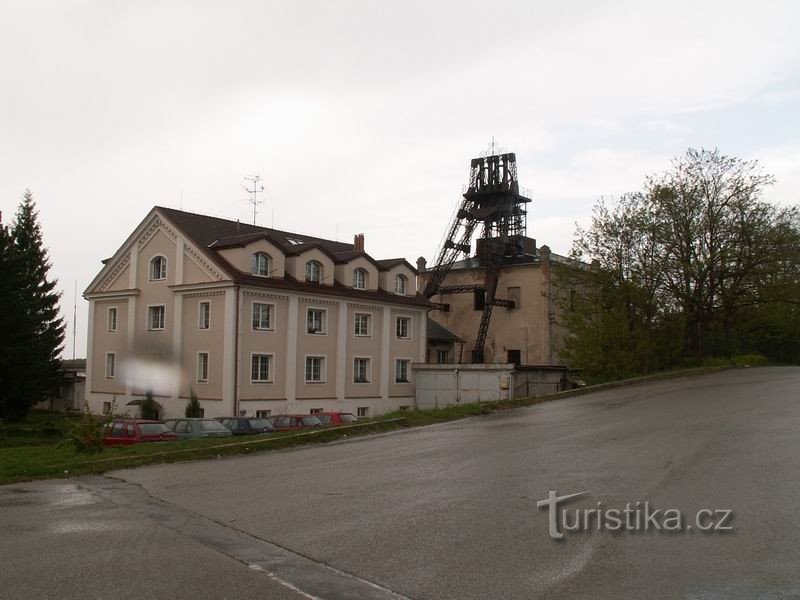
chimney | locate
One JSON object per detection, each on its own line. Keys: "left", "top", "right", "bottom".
{"left": 353, "top": 233, "right": 365, "bottom": 252}
{"left": 416, "top": 256, "right": 427, "bottom": 272}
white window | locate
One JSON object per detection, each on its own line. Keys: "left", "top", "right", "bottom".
{"left": 107, "top": 307, "right": 118, "bottom": 333}
{"left": 105, "top": 353, "right": 116, "bottom": 379}
{"left": 395, "top": 274, "right": 407, "bottom": 294}
{"left": 396, "top": 316, "right": 410, "bottom": 339}
{"left": 436, "top": 349, "right": 449, "bottom": 364}
{"left": 197, "top": 352, "right": 209, "bottom": 383}
{"left": 353, "top": 358, "right": 370, "bottom": 383}
{"left": 310, "top": 408, "right": 323, "bottom": 415}
{"left": 198, "top": 302, "right": 210, "bottom": 330}
{"left": 251, "top": 354, "right": 272, "bottom": 383}
{"left": 357, "top": 407, "right": 369, "bottom": 418}
{"left": 307, "top": 308, "right": 326, "bottom": 334}
{"left": 255, "top": 409, "right": 271, "bottom": 418}
{"left": 252, "top": 303, "right": 273, "bottom": 330}
{"left": 305, "top": 260, "right": 322, "bottom": 283}
{"left": 149, "top": 256, "right": 167, "bottom": 281}
{"left": 354, "top": 313, "right": 370, "bottom": 337}
{"left": 102, "top": 401, "right": 112, "bottom": 415}
{"left": 251, "top": 252, "right": 270, "bottom": 277}
{"left": 148, "top": 305, "right": 166, "bottom": 331}
{"left": 395, "top": 359, "right": 410, "bottom": 383}
{"left": 305, "top": 356, "right": 325, "bottom": 382}
{"left": 353, "top": 268, "right": 367, "bottom": 289}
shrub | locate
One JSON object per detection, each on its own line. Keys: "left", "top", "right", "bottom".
{"left": 140, "top": 391, "right": 159, "bottom": 420}
{"left": 185, "top": 389, "right": 202, "bottom": 418}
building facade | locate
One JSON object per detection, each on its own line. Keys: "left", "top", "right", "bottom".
{"left": 84, "top": 207, "right": 429, "bottom": 419}
{"left": 419, "top": 243, "right": 573, "bottom": 366}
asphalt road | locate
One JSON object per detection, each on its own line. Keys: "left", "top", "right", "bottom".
{"left": 3, "top": 367, "right": 800, "bottom": 599}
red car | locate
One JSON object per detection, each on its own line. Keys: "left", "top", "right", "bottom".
{"left": 102, "top": 419, "right": 178, "bottom": 446}
{"left": 270, "top": 414, "right": 323, "bottom": 432}
{"left": 315, "top": 412, "right": 358, "bottom": 426}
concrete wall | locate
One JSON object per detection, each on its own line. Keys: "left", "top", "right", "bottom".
{"left": 414, "top": 364, "right": 516, "bottom": 409}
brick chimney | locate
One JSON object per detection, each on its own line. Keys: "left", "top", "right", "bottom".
{"left": 353, "top": 233, "right": 365, "bottom": 252}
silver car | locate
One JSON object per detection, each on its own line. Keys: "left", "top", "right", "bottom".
{"left": 163, "top": 418, "right": 233, "bottom": 439}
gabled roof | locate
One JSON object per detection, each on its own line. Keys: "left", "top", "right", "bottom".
{"left": 376, "top": 258, "right": 418, "bottom": 274}
{"left": 154, "top": 207, "right": 431, "bottom": 308}
{"left": 427, "top": 318, "right": 464, "bottom": 343}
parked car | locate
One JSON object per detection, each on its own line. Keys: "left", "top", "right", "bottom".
{"left": 216, "top": 417, "right": 274, "bottom": 436}
{"left": 270, "top": 414, "right": 323, "bottom": 432}
{"left": 163, "top": 418, "right": 233, "bottom": 439}
{"left": 315, "top": 412, "right": 358, "bottom": 426}
{"left": 102, "top": 419, "right": 177, "bottom": 446}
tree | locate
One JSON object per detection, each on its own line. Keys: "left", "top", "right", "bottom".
{"left": 140, "top": 391, "right": 159, "bottom": 420}
{"left": 0, "top": 215, "right": 27, "bottom": 419}
{"left": 185, "top": 389, "right": 202, "bottom": 417}
{"left": 5, "top": 191, "right": 66, "bottom": 419}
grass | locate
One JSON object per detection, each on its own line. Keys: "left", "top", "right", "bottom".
{"left": 0, "top": 362, "right": 746, "bottom": 486}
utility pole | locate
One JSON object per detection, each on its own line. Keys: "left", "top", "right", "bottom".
{"left": 242, "top": 175, "right": 265, "bottom": 225}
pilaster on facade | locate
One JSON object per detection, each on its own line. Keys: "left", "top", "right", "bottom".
{"left": 126, "top": 296, "right": 136, "bottom": 395}
{"left": 172, "top": 294, "right": 183, "bottom": 401}
{"left": 285, "top": 295, "right": 299, "bottom": 405}
{"left": 336, "top": 300, "right": 347, "bottom": 404}
{"left": 222, "top": 287, "right": 238, "bottom": 411}
{"left": 85, "top": 300, "right": 95, "bottom": 407}
{"left": 380, "top": 306, "right": 391, "bottom": 401}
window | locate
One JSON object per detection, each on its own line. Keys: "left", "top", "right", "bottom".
{"left": 102, "top": 401, "right": 112, "bottom": 415}
{"left": 310, "top": 408, "right": 323, "bottom": 415}
{"left": 436, "top": 349, "right": 449, "bottom": 364}
{"left": 198, "top": 302, "right": 210, "bottom": 330}
{"left": 474, "top": 288, "right": 486, "bottom": 310}
{"left": 353, "top": 358, "right": 370, "bottom": 383}
{"left": 395, "top": 274, "right": 407, "bottom": 294}
{"left": 396, "top": 316, "right": 410, "bottom": 339}
{"left": 508, "top": 350, "right": 521, "bottom": 365}
{"left": 107, "top": 307, "right": 118, "bottom": 332}
{"left": 197, "top": 352, "right": 209, "bottom": 383}
{"left": 251, "top": 354, "right": 272, "bottom": 383}
{"left": 251, "top": 252, "right": 270, "bottom": 277}
{"left": 353, "top": 268, "right": 367, "bottom": 289}
{"left": 148, "top": 305, "right": 166, "bottom": 330}
{"left": 305, "top": 356, "right": 324, "bottom": 382}
{"left": 105, "top": 353, "right": 116, "bottom": 379}
{"left": 307, "top": 308, "right": 326, "bottom": 334}
{"left": 255, "top": 410, "right": 271, "bottom": 418}
{"left": 305, "top": 260, "right": 322, "bottom": 283}
{"left": 395, "top": 359, "right": 410, "bottom": 383}
{"left": 252, "top": 303, "right": 273, "bottom": 330}
{"left": 149, "top": 256, "right": 167, "bottom": 281}
{"left": 357, "top": 407, "right": 369, "bottom": 418}
{"left": 354, "top": 313, "right": 370, "bottom": 337}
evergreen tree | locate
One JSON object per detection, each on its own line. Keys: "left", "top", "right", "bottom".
{"left": 6, "top": 191, "right": 65, "bottom": 419}
{"left": 0, "top": 215, "right": 27, "bottom": 419}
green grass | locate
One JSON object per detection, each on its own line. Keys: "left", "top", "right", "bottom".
{"left": 0, "top": 411, "right": 82, "bottom": 447}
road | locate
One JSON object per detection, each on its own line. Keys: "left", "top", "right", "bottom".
{"left": 3, "top": 367, "right": 800, "bottom": 599}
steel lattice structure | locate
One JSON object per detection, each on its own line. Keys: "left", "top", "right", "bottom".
{"left": 424, "top": 152, "right": 531, "bottom": 362}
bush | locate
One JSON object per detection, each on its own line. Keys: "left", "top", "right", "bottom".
{"left": 185, "top": 389, "right": 202, "bottom": 418}
{"left": 63, "top": 403, "right": 108, "bottom": 454}
{"left": 140, "top": 391, "right": 159, "bottom": 420}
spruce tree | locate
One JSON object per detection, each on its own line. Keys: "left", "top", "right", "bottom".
{"left": 7, "top": 191, "right": 65, "bottom": 419}
{"left": 0, "top": 216, "right": 27, "bottom": 419}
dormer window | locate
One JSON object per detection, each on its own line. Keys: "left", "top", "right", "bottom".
{"left": 149, "top": 256, "right": 167, "bottom": 281}
{"left": 395, "top": 274, "right": 407, "bottom": 295}
{"left": 353, "top": 268, "right": 367, "bottom": 289}
{"left": 305, "top": 260, "right": 322, "bottom": 284}
{"left": 251, "top": 252, "right": 270, "bottom": 277}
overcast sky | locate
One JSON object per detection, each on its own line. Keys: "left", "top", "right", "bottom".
{"left": 1, "top": 0, "right": 799, "bottom": 358}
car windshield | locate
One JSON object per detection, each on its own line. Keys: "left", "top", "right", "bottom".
{"left": 248, "top": 419, "right": 271, "bottom": 429}
{"left": 316, "top": 415, "right": 331, "bottom": 425}
{"left": 302, "top": 416, "right": 322, "bottom": 426}
{"left": 198, "top": 420, "right": 228, "bottom": 431}
{"left": 139, "top": 423, "right": 171, "bottom": 435}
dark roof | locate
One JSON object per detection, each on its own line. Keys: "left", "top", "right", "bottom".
{"left": 376, "top": 258, "right": 418, "bottom": 274}
{"left": 427, "top": 318, "right": 464, "bottom": 343}
{"left": 156, "top": 207, "right": 431, "bottom": 308}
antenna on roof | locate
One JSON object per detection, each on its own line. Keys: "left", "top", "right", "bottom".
{"left": 242, "top": 175, "right": 265, "bottom": 225}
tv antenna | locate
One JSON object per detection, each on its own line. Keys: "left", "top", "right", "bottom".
{"left": 242, "top": 175, "right": 265, "bottom": 225}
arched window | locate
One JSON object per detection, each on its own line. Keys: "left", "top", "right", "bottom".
{"left": 395, "top": 274, "right": 407, "bottom": 295}
{"left": 150, "top": 256, "right": 167, "bottom": 281}
{"left": 353, "top": 268, "right": 367, "bottom": 289}
{"left": 251, "top": 252, "right": 270, "bottom": 277}
{"left": 305, "top": 260, "right": 322, "bottom": 284}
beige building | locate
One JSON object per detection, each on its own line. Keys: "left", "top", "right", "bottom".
{"left": 84, "top": 207, "right": 429, "bottom": 419}
{"left": 419, "top": 242, "right": 573, "bottom": 366}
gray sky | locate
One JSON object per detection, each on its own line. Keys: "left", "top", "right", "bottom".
{"left": 1, "top": 0, "right": 799, "bottom": 359}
